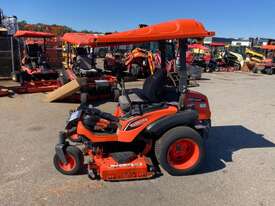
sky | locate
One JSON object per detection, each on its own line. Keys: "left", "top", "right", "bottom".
{"left": 2, "top": 0, "right": 275, "bottom": 38}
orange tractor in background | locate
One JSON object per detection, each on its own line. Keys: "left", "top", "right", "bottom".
{"left": 12, "top": 30, "right": 61, "bottom": 93}
{"left": 104, "top": 47, "right": 155, "bottom": 78}
{"left": 124, "top": 48, "right": 155, "bottom": 77}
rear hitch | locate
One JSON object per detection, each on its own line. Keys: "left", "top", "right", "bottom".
{"left": 194, "top": 120, "right": 211, "bottom": 138}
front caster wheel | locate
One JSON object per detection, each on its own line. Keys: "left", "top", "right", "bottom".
{"left": 155, "top": 126, "right": 205, "bottom": 176}
{"left": 53, "top": 146, "right": 84, "bottom": 175}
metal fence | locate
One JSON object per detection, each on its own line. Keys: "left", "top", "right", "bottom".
{"left": 0, "top": 36, "right": 20, "bottom": 77}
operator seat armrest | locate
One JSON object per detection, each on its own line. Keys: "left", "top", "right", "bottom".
{"left": 119, "top": 93, "right": 147, "bottom": 112}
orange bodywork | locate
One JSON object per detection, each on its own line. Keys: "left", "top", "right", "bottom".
{"left": 184, "top": 90, "right": 211, "bottom": 120}
{"left": 94, "top": 19, "right": 214, "bottom": 46}
{"left": 77, "top": 105, "right": 178, "bottom": 143}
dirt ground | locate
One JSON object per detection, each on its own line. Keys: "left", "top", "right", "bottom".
{"left": 0, "top": 72, "right": 275, "bottom": 206}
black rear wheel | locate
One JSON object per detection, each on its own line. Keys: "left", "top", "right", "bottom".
{"left": 155, "top": 126, "right": 205, "bottom": 176}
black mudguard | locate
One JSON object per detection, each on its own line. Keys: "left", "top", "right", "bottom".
{"left": 145, "top": 110, "right": 198, "bottom": 138}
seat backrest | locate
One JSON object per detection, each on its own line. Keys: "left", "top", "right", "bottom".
{"left": 76, "top": 55, "right": 93, "bottom": 70}
{"left": 27, "top": 44, "right": 42, "bottom": 58}
{"left": 142, "top": 68, "right": 166, "bottom": 102}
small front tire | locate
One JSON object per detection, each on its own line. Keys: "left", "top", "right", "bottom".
{"left": 53, "top": 146, "right": 84, "bottom": 175}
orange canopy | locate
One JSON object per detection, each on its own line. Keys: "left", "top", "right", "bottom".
{"left": 94, "top": 19, "right": 214, "bottom": 46}
{"left": 14, "top": 30, "right": 55, "bottom": 38}
{"left": 62, "top": 33, "right": 97, "bottom": 46}
{"left": 261, "top": 45, "right": 275, "bottom": 50}
{"left": 188, "top": 44, "right": 209, "bottom": 50}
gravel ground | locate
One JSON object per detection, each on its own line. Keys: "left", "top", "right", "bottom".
{"left": 0, "top": 72, "right": 275, "bottom": 206}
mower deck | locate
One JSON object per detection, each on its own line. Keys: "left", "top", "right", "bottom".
{"left": 0, "top": 80, "right": 61, "bottom": 95}
{"left": 90, "top": 154, "right": 155, "bottom": 181}
{"left": 17, "top": 80, "right": 61, "bottom": 94}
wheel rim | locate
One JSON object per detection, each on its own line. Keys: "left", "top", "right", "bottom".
{"left": 58, "top": 154, "right": 76, "bottom": 172}
{"left": 167, "top": 138, "right": 200, "bottom": 170}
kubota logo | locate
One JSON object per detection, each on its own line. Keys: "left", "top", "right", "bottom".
{"left": 127, "top": 118, "right": 148, "bottom": 129}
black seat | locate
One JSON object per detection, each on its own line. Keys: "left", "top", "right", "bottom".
{"left": 119, "top": 69, "right": 180, "bottom": 113}
{"left": 73, "top": 47, "right": 98, "bottom": 75}
{"left": 76, "top": 55, "right": 94, "bottom": 70}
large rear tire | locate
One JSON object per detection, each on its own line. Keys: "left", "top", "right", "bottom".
{"left": 155, "top": 126, "right": 205, "bottom": 176}
{"left": 53, "top": 146, "right": 84, "bottom": 175}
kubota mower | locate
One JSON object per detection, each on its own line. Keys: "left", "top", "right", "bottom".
{"left": 53, "top": 19, "right": 214, "bottom": 181}
{"left": 13, "top": 30, "right": 60, "bottom": 93}
{"left": 61, "top": 33, "right": 117, "bottom": 101}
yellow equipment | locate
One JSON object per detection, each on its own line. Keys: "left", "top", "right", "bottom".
{"left": 245, "top": 47, "right": 265, "bottom": 63}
